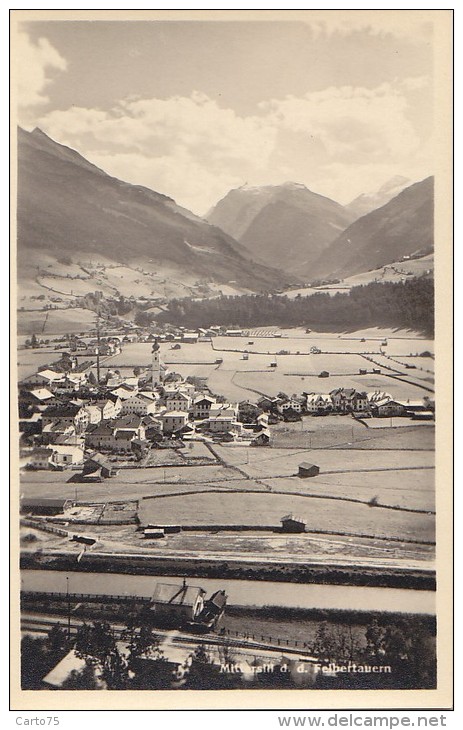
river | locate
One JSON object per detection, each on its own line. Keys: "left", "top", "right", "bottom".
{"left": 21, "top": 570, "right": 435, "bottom": 615}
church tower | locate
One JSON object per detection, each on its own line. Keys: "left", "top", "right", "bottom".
{"left": 152, "top": 339, "right": 161, "bottom": 388}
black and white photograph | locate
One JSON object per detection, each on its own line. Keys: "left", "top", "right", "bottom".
{"left": 11, "top": 9, "right": 453, "bottom": 710}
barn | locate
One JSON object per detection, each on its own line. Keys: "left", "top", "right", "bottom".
{"left": 280, "top": 514, "right": 307, "bottom": 533}
{"left": 298, "top": 462, "right": 320, "bottom": 478}
{"left": 20, "top": 497, "right": 72, "bottom": 516}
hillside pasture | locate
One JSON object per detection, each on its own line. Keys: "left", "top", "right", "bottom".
{"left": 38, "top": 276, "right": 115, "bottom": 298}
{"left": 17, "top": 307, "right": 97, "bottom": 336}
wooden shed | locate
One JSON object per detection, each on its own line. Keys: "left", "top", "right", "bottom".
{"left": 144, "top": 528, "right": 165, "bottom": 539}
{"left": 281, "top": 514, "right": 307, "bottom": 533}
{"left": 298, "top": 462, "right": 320, "bottom": 478}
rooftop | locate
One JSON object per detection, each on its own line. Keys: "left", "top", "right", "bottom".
{"left": 151, "top": 582, "right": 205, "bottom": 607}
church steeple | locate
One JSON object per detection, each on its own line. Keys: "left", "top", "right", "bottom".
{"left": 152, "top": 338, "right": 161, "bottom": 388}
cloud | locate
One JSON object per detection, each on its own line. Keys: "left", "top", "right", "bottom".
{"left": 16, "top": 31, "right": 67, "bottom": 110}
{"left": 261, "top": 81, "right": 423, "bottom": 163}
{"left": 37, "top": 92, "right": 278, "bottom": 214}
{"left": 89, "top": 148, "right": 243, "bottom": 218}
{"left": 303, "top": 12, "right": 433, "bottom": 43}
{"left": 36, "top": 78, "right": 432, "bottom": 213}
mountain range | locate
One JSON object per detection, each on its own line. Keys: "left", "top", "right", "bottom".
{"left": 310, "top": 176, "right": 434, "bottom": 281}
{"left": 207, "top": 182, "right": 356, "bottom": 277}
{"left": 17, "top": 127, "right": 434, "bottom": 296}
{"left": 17, "top": 127, "right": 294, "bottom": 292}
{"left": 345, "top": 175, "right": 412, "bottom": 219}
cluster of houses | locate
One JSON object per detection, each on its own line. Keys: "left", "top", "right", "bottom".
{"left": 18, "top": 329, "right": 434, "bottom": 474}
{"left": 18, "top": 344, "right": 272, "bottom": 474}
{"left": 67, "top": 326, "right": 245, "bottom": 351}
{"left": 257, "top": 388, "right": 435, "bottom": 420}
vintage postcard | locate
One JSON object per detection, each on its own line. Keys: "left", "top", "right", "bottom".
{"left": 10, "top": 9, "right": 453, "bottom": 711}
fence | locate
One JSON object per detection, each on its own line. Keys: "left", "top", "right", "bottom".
{"left": 21, "top": 518, "right": 69, "bottom": 537}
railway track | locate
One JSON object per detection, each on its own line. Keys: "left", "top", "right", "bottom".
{"left": 21, "top": 611, "right": 318, "bottom": 660}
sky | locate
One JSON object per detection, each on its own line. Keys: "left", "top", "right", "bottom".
{"left": 15, "top": 13, "right": 436, "bottom": 216}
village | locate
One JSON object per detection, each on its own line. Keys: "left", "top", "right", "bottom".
{"left": 19, "top": 324, "right": 435, "bottom": 477}
{"left": 18, "top": 320, "right": 437, "bottom": 690}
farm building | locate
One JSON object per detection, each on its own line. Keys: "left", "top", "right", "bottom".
{"left": 81, "top": 453, "right": 118, "bottom": 480}
{"left": 145, "top": 524, "right": 181, "bottom": 534}
{"left": 150, "top": 580, "right": 206, "bottom": 622}
{"left": 281, "top": 514, "right": 307, "bottom": 533}
{"left": 207, "top": 590, "right": 227, "bottom": 616}
{"left": 298, "top": 462, "right": 320, "bottom": 478}
{"left": 26, "top": 447, "right": 53, "bottom": 470}
{"left": 21, "top": 497, "right": 72, "bottom": 516}
{"left": 251, "top": 429, "right": 271, "bottom": 446}
{"left": 144, "top": 528, "right": 165, "bottom": 539}
{"left": 373, "top": 399, "right": 405, "bottom": 417}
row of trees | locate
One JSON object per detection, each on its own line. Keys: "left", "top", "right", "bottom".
{"left": 21, "top": 614, "right": 436, "bottom": 690}
{"left": 155, "top": 277, "right": 434, "bottom": 336}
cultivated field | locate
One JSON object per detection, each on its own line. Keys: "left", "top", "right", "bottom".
{"left": 139, "top": 491, "right": 434, "bottom": 543}
{"left": 18, "top": 325, "right": 436, "bottom": 570}
{"left": 220, "top": 446, "right": 434, "bottom": 480}
{"left": 17, "top": 348, "right": 62, "bottom": 380}
{"left": 230, "top": 370, "right": 432, "bottom": 400}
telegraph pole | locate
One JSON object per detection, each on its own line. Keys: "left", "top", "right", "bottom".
{"left": 66, "top": 576, "right": 71, "bottom": 640}
{"left": 96, "top": 309, "right": 101, "bottom": 384}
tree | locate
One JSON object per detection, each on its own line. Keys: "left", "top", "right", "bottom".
{"left": 74, "top": 621, "right": 129, "bottom": 689}
{"left": 365, "top": 618, "right": 385, "bottom": 659}
{"left": 120, "top": 623, "right": 168, "bottom": 689}
{"left": 62, "top": 664, "right": 99, "bottom": 689}
{"left": 47, "top": 624, "right": 69, "bottom": 657}
{"left": 238, "top": 402, "right": 263, "bottom": 424}
{"left": 21, "top": 635, "right": 48, "bottom": 689}
{"left": 313, "top": 621, "right": 337, "bottom": 665}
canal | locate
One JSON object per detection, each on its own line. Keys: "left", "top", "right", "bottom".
{"left": 21, "top": 570, "right": 435, "bottom": 614}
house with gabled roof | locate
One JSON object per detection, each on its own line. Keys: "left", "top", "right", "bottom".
{"left": 21, "top": 369, "right": 64, "bottom": 389}
{"left": 42, "top": 420, "right": 76, "bottom": 445}
{"left": 81, "top": 452, "right": 118, "bottom": 480}
{"left": 42, "top": 403, "right": 89, "bottom": 433}
{"left": 368, "top": 390, "right": 392, "bottom": 404}
{"left": 85, "top": 422, "right": 114, "bottom": 450}
{"left": 150, "top": 580, "right": 206, "bottom": 622}
{"left": 192, "top": 394, "right": 217, "bottom": 419}
{"left": 94, "top": 397, "right": 122, "bottom": 420}
{"left": 161, "top": 411, "right": 189, "bottom": 435}
{"left": 120, "top": 391, "right": 158, "bottom": 416}
{"left": 305, "top": 393, "right": 333, "bottom": 414}
{"left": 165, "top": 390, "right": 192, "bottom": 413}
{"left": 110, "top": 383, "right": 137, "bottom": 401}
{"left": 372, "top": 398, "right": 405, "bottom": 417}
